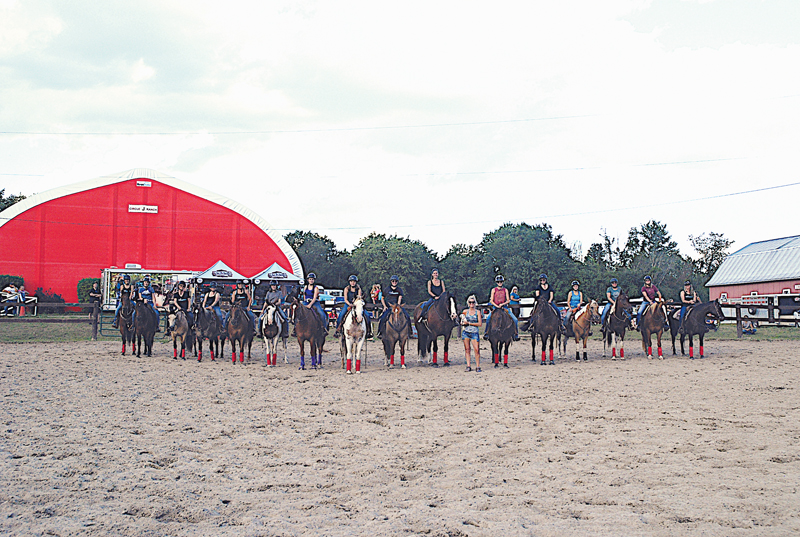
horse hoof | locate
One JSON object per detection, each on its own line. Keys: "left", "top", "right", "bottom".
{"left": 611, "top": 357, "right": 616, "bottom": 361}
{"left": 494, "top": 364, "right": 499, "bottom": 368}
{"left": 346, "top": 370, "right": 352, "bottom": 375}
{"left": 658, "top": 357, "right": 664, "bottom": 360}
{"left": 443, "top": 362, "right": 450, "bottom": 367}
{"left": 503, "top": 364, "right": 509, "bottom": 368}
{"left": 299, "top": 366, "right": 305, "bottom": 370}
{"left": 356, "top": 371, "right": 361, "bottom": 374}
{"left": 548, "top": 361, "right": 554, "bottom": 365}
{"left": 401, "top": 365, "right": 407, "bottom": 369}
{"left": 583, "top": 357, "right": 587, "bottom": 361}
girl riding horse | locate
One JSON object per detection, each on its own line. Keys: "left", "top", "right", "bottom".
{"left": 416, "top": 268, "right": 446, "bottom": 323}
{"left": 483, "top": 275, "right": 519, "bottom": 341}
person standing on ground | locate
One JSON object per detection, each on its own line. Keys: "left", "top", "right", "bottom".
{"left": 461, "top": 295, "right": 483, "bottom": 372}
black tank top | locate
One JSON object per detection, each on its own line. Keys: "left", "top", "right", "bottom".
{"left": 175, "top": 290, "right": 190, "bottom": 311}
{"left": 346, "top": 285, "right": 361, "bottom": 303}
{"left": 430, "top": 281, "right": 443, "bottom": 297}
{"left": 233, "top": 290, "right": 249, "bottom": 306}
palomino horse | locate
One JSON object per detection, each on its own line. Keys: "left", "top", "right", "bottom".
{"left": 118, "top": 294, "right": 135, "bottom": 355}
{"left": 289, "top": 296, "right": 326, "bottom": 370}
{"left": 414, "top": 292, "right": 458, "bottom": 366}
{"left": 603, "top": 292, "right": 633, "bottom": 360}
{"left": 133, "top": 300, "right": 158, "bottom": 357}
{"left": 340, "top": 297, "right": 367, "bottom": 374}
{"left": 167, "top": 305, "right": 193, "bottom": 360}
{"left": 227, "top": 303, "right": 254, "bottom": 364}
{"left": 260, "top": 304, "right": 287, "bottom": 367}
{"left": 668, "top": 300, "right": 725, "bottom": 359}
{"left": 640, "top": 298, "right": 667, "bottom": 359}
{"left": 382, "top": 303, "right": 411, "bottom": 369}
{"left": 486, "top": 307, "right": 515, "bottom": 368}
{"left": 563, "top": 300, "right": 600, "bottom": 361}
{"left": 192, "top": 304, "right": 224, "bottom": 361}
{"left": 529, "top": 298, "right": 561, "bottom": 365}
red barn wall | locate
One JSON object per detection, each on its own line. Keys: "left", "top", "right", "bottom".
{"left": 709, "top": 280, "right": 800, "bottom": 301}
{"left": 0, "top": 179, "right": 291, "bottom": 302}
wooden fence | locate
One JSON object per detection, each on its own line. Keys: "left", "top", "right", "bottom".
{"left": 0, "top": 302, "right": 101, "bottom": 340}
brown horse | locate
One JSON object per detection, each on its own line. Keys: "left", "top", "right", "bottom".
{"left": 486, "top": 307, "right": 515, "bottom": 368}
{"left": 414, "top": 292, "right": 458, "bottom": 367}
{"left": 668, "top": 300, "right": 725, "bottom": 359}
{"left": 167, "top": 305, "right": 193, "bottom": 360}
{"left": 602, "top": 292, "right": 633, "bottom": 360}
{"left": 529, "top": 298, "right": 561, "bottom": 365}
{"left": 118, "top": 294, "right": 135, "bottom": 355}
{"left": 564, "top": 300, "right": 600, "bottom": 361}
{"left": 382, "top": 304, "right": 411, "bottom": 369}
{"left": 640, "top": 298, "right": 667, "bottom": 359}
{"left": 192, "top": 304, "right": 224, "bottom": 361}
{"left": 227, "top": 303, "right": 253, "bottom": 364}
{"left": 289, "top": 297, "right": 326, "bottom": 370}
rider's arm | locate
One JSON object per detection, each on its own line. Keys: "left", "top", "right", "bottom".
{"left": 306, "top": 286, "right": 319, "bottom": 308}
{"left": 440, "top": 280, "right": 446, "bottom": 294}
{"left": 344, "top": 287, "right": 353, "bottom": 306}
{"left": 489, "top": 288, "right": 498, "bottom": 308}
{"left": 427, "top": 281, "right": 435, "bottom": 298}
{"left": 606, "top": 290, "right": 614, "bottom": 304}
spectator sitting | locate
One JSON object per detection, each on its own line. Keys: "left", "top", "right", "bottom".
{"left": 2, "top": 283, "right": 19, "bottom": 316}
{"left": 742, "top": 316, "right": 757, "bottom": 335}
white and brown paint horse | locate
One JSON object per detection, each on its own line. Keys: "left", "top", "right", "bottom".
{"left": 260, "top": 303, "right": 287, "bottom": 367}
{"left": 340, "top": 297, "right": 367, "bottom": 374}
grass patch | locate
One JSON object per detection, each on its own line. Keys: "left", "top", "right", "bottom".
{"left": 704, "top": 323, "right": 800, "bottom": 341}
{"left": 0, "top": 316, "right": 96, "bottom": 343}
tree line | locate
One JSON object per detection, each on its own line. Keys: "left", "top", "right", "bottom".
{"left": 285, "top": 222, "right": 733, "bottom": 307}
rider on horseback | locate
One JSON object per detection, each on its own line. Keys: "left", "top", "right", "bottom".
{"left": 678, "top": 280, "right": 700, "bottom": 335}
{"left": 302, "top": 273, "right": 328, "bottom": 331}
{"left": 600, "top": 277, "right": 621, "bottom": 328}
{"left": 564, "top": 280, "right": 585, "bottom": 328}
{"left": 483, "top": 275, "right": 519, "bottom": 341}
{"left": 261, "top": 280, "right": 289, "bottom": 338}
{"left": 226, "top": 280, "right": 257, "bottom": 335}
{"left": 137, "top": 276, "right": 161, "bottom": 331}
{"left": 334, "top": 275, "right": 373, "bottom": 339}
{"left": 111, "top": 274, "right": 134, "bottom": 328}
{"left": 416, "top": 268, "right": 446, "bottom": 324}
{"left": 202, "top": 283, "right": 224, "bottom": 324}
{"left": 636, "top": 275, "right": 663, "bottom": 330}
{"left": 170, "top": 280, "right": 194, "bottom": 329}
{"left": 535, "top": 274, "right": 564, "bottom": 333}
{"left": 378, "top": 275, "right": 409, "bottom": 338}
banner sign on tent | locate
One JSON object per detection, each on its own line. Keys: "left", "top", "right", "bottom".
{"left": 212, "top": 270, "right": 233, "bottom": 277}
{"left": 136, "top": 181, "right": 152, "bottom": 187}
{"left": 128, "top": 204, "right": 158, "bottom": 214}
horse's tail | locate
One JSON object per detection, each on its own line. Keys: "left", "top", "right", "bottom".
{"left": 417, "top": 326, "right": 428, "bottom": 358}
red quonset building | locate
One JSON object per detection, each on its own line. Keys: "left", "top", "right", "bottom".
{"left": 0, "top": 168, "right": 303, "bottom": 302}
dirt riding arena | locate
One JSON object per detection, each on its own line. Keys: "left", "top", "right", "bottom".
{"left": 1, "top": 336, "right": 798, "bottom": 536}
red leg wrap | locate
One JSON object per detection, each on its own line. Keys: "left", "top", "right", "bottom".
{"left": 620, "top": 348, "right": 624, "bottom": 358}
{"left": 346, "top": 358, "right": 352, "bottom": 372}
{"left": 181, "top": 349, "right": 185, "bottom": 358}
{"left": 504, "top": 354, "right": 508, "bottom": 364}
{"left": 232, "top": 351, "right": 236, "bottom": 363}
{"left": 494, "top": 353, "right": 499, "bottom": 364}
{"left": 355, "top": 359, "right": 361, "bottom": 372}
{"left": 400, "top": 355, "right": 405, "bottom": 366}
{"left": 122, "top": 343, "right": 126, "bottom": 354}
{"left": 390, "top": 354, "right": 395, "bottom": 365}
{"left": 541, "top": 350, "right": 546, "bottom": 361}
{"left": 658, "top": 347, "right": 662, "bottom": 357}
{"left": 173, "top": 348, "right": 177, "bottom": 358}
{"left": 432, "top": 351, "right": 438, "bottom": 363}
{"left": 240, "top": 351, "right": 244, "bottom": 362}
{"left": 689, "top": 347, "right": 693, "bottom": 358}
{"left": 612, "top": 348, "right": 616, "bottom": 357}
{"left": 444, "top": 352, "right": 449, "bottom": 363}
{"left": 648, "top": 346, "right": 652, "bottom": 356}
{"left": 549, "top": 349, "right": 554, "bottom": 360}
{"left": 700, "top": 345, "right": 704, "bottom": 357}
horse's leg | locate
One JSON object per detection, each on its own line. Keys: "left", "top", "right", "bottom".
{"left": 574, "top": 334, "right": 580, "bottom": 361}
{"left": 492, "top": 340, "right": 499, "bottom": 368}
{"left": 548, "top": 334, "right": 555, "bottom": 364}
{"left": 657, "top": 330, "right": 664, "bottom": 359}
{"left": 688, "top": 334, "right": 695, "bottom": 359}
{"left": 698, "top": 333, "right": 704, "bottom": 358}
{"left": 431, "top": 337, "right": 438, "bottom": 366}
{"left": 400, "top": 338, "right": 407, "bottom": 369}
{"left": 355, "top": 337, "right": 364, "bottom": 373}
{"left": 173, "top": 335, "right": 178, "bottom": 359}
{"left": 531, "top": 331, "right": 537, "bottom": 362}
{"left": 503, "top": 340, "right": 509, "bottom": 367}
{"left": 299, "top": 339, "right": 306, "bottom": 370}
{"left": 619, "top": 331, "right": 625, "bottom": 360}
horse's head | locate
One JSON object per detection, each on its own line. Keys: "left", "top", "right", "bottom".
{"left": 447, "top": 293, "right": 458, "bottom": 321}
{"left": 353, "top": 297, "right": 365, "bottom": 323}
{"left": 588, "top": 300, "right": 601, "bottom": 323}
{"left": 711, "top": 299, "right": 725, "bottom": 321}
{"left": 617, "top": 292, "right": 632, "bottom": 310}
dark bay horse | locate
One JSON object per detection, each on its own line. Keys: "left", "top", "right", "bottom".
{"left": 414, "top": 292, "right": 458, "bottom": 367}
{"left": 289, "top": 297, "right": 326, "bottom": 370}
{"left": 227, "top": 303, "right": 254, "bottom": 364}
{"left": 563, "top": 300, "right": 600, "bottom": 361}
{"left": 382, "top": 304, "right": 411, "bottom": 369}
{"left": 669, "top": 300, "right": 725, "bottom": 358}
{"left": 603, "top": 292, "right": 633, "bottom": 360}
{"left": 133, "top": 300, "right": 157, "bottom": 357}
{"left": 193, "top": 304, "right": 224, "bottom": 362}
{"left": 529, "top": 298, "right": 561, "bottom": 365}
{"left": 167, "top": 305, "right": 193, "bottom": 360}
{"left": 118, "top": 294, "right": 135, "bottom": 355}
{"left": 640, "top": 298, "right": 667, "bottom": 359}
{"left": 486, "top": 307, "right": 515, "bottom": 368}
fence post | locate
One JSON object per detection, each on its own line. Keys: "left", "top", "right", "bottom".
{"left": 736, "top": 304, "right": 743, "bottom": 339}
{"left": 91, "top": 303, "right": 98, "bottom": 341}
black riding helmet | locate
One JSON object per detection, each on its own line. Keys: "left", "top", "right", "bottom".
{"left": 572, "top": 280, "right": 580, "bottom": 287}
{"left": 307, "top": 273, "right": 317, "bottom": 280}
{"left": 390, "top": 275, "right": 399, "bottom": 282}
{"left": 610, "top": 278, "right": 618, "bottom": 284}
{"left": 539, "top": 273, "right": 547, "bottom": 281}
{"left": 269, "top": 280, "right": 278, "bottom": 287}
{"left": 348, "top": 275, "right": 358, "bottom": 282}
{"left": 495, "top": 275, "right": 504, "bottom": 283}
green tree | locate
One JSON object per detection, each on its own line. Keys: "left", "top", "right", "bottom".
{"left": 349, "top": 233, "right": 439, "bottom": 304}
{"left": 440, "top": 244, "right": 484, "bottom": 303}
{"left": 283, "top": 230, "right": 352, "bottom": 289}
{"left": 0, "top": 189, "right": 26, "bottom": 212}
{"left": 690, "top": 232, "right": 733, "bottom": 277}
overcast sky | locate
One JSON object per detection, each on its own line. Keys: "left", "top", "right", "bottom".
{"left": 1, "top": 0, "right": 798, "bottom": 258}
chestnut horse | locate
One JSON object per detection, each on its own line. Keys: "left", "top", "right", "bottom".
{"left": 414, "top": 292, "right": 458, "bottom": 367}
{"left": 563, "top": 300, "right": 600, "bottom": 361}
{"left": 640, "top": 298, "right": 667, "bottom": 359}
{"left": 602, "top": 292, "right": 633, "bottom": 360}
{"left": 227, "top": 303, "right": 254, "bottom": 364}
{"left": 382, "top": 304, "right": 411, "bottom": 369}
{"left": 668, "top": 300, "right": 725, "bottom": 359}
{"left": 289, "top": 296, "right": 326, "bottom": 370}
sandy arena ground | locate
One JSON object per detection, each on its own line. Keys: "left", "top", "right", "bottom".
{"left": 1, "top": 335, "right": 798, "bottom": 536}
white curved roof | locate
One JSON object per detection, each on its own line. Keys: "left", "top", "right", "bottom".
{"left": 0, "top": 168, "right": 303, "bottom": 278}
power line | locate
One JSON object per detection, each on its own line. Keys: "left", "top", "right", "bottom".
{"left": 0, "top": 114, "right": 596, "bottom": 136}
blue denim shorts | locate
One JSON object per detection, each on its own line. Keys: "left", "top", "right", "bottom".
{"left": 462, "top": 331, "right": 480, "bottom": 341}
